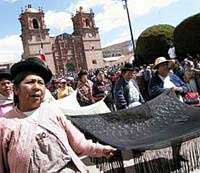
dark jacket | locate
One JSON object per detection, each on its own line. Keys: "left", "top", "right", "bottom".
{"left": 114, "top": 77, "right": 144, "bottom": 110}
{"left": 148, "top": 72, "right": 189, "bottom": 99}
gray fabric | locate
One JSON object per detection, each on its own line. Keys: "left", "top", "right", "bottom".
{"left": 69, "top": 90, "right": 200, "bottom": 151}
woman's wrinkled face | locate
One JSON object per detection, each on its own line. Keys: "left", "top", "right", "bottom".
{"left": 0, "top": 79, "right": 13, "bottom": 97}
{"left": 14, "top": 74, "right": 45, "bottom": 112}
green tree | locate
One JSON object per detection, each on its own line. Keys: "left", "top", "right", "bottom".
{"left": 135, "top": 24, "right": 175, "bottom": 65}
{"left": 174, "top": 13, "right": 200, "bottom": 58}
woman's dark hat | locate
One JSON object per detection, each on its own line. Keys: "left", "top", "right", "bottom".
{"left": 78, "top": 69, "right": 88, "bottom": 78}
{"left": 11, "top": 57, "right": 52, "bottom": 84}
{"left": 121, "top": 63, "right": 135, "bottom": 72}
{"left": 0, "top": 69, "right": 12, "bottom": 80}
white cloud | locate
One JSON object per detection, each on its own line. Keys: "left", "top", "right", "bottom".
{"left": 0, "top": 35, "right": 22, "bottom": 64}
{"left": 69, "top": 0, "right": 108, "bottom": 11}
{"left": 70, "top": 0, "right": 127, "bottom": 33}
{"left": 43, "top": 0, "right": 179, "bottom": 36}
{"left": 69, "top": 0, "right": 179, "bottom": 34}
{"left": 103, "top": 30, "right": 130, "bottom": 47}
{"left": 45, "top": 10, "right": 72, "bottom": 33}
{"left": 95, "top": 3, "right": 127, "bottom": 33}
{"left": 3, "top": 0, "right": 18, "bottom": 3}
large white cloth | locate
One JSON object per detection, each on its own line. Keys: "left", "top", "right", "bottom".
{"left": 55, "top": 90, "right": 80, "bottom": 108}
{"left": 52, "top": 90, "right": 110, "bottom": 116}
{"left": 43, "top": 89, "right": 56, "bottom": 103}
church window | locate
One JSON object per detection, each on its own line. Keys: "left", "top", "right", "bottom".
{"left": 33, "top": 19, "right": 39, "bottom": 29}
{"left": 92, "top": 60, "right": 97, "bottom": 64}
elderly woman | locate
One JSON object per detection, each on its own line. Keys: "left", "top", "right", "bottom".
{"left": 0, "top": 57, "right": 115, "bottom": 173}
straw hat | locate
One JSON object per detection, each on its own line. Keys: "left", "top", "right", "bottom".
{"left": 154, "top": 57, "right": 170, "bottom": 69}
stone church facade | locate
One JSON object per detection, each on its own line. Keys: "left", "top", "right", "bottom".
{"left": 19, "top": 5, "right": 104, "bottom": 74}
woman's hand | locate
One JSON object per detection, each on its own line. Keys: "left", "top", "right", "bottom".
{"left": 102, "top": 145, "right": 117, "bottom": 158}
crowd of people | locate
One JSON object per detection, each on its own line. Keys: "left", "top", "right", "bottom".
{"left": 0, "top": 53, "right": 200, "bottom": 172}
{"left": 46, "top": 53, "right": 200, "bottom": 111}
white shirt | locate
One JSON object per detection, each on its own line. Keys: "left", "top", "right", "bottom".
{"left": 159, "top": 75, "right": 176, "bottom": 89}
{"left": 159, "top": 74, "right": 183, "bottom": 102}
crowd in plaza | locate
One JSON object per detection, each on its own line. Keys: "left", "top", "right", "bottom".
{"left": 46, "top": 53, "right": 200, "bottom": 112}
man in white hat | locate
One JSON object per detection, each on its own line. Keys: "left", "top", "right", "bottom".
{"left": 148, "top": 57, "right": 189, "bottom": 99}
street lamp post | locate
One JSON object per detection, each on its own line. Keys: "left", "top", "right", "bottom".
{"left": 122, "top": 0, "right": 135, "bottom": 52}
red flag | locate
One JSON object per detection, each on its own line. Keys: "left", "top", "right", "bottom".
{"left": 38, "top": 48, "right": 46, "bottom": 61}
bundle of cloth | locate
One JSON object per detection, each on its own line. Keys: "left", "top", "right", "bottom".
{"left": 47, "top": 90, "right": 111, "bottom": 115}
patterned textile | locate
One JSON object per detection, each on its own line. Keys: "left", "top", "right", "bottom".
{"left": 77, "top": 80, "right": 94, "bottom": 106}
{"left": 70, "top": 90, "right": 200, "bottom": 151}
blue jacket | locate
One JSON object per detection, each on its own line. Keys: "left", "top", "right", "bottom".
{"left": 148, "top": 72, "right": 189, "bottom": 99}
{"left": 114, "top": 77, "right": 144, "bottom": 110}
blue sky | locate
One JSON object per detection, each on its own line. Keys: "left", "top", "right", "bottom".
{"left": 0, "top": 0, "right": 199, "bottom": 63}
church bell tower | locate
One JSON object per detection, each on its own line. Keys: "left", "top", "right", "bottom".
{"left": 19, "top": 4, "right": 55, "bottom": 73}
{"left": 72, "top": 7, "right": 104, "bottom": 70}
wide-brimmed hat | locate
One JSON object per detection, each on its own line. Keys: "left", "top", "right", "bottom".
{"left": 154, "top": 57, "right": 170, "bottom": 69}
{"left": 0, "top": 69, "right": 12, "bottom": 80}
{"left": 78, "top": 69, "right": 88, "bottom": 78}
{"left": 121, "top": 63, "right": 135, "bottom": 72}
{"left": 11, "top": 57, "right": 52, "bottom": 84}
